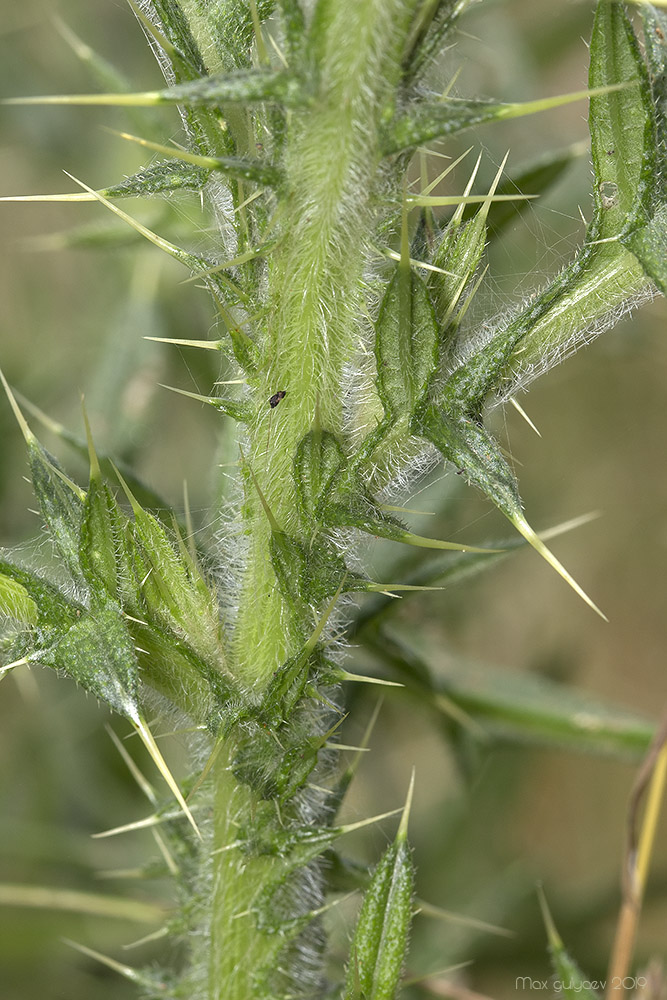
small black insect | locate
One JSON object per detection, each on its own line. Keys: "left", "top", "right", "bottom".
{"left": 269, "top": 390, "right": 286, "bottom": 408}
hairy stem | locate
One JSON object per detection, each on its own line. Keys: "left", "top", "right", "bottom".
{"left": 232, "top": 0, "right": 414, "bottom": 687}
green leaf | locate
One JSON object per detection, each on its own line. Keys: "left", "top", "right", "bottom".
{"left": 640, "top": 3, "right": 667, "bottom": 186}
{"left": 539, "top": 889, "right": 600, "bottom": 1000}
{"left": 490, "top": 1, "right": 655, "bottom": 382}
{"left": 270, "top": 528, "right": 353, "bottom": 604}
{"left": 79, "top": 417, "right": 119, "bottom": 598}
{"left": 129, "top": 618, "right": 229, "bottom": 722}
{"left": 115, "top": 471, "right": 225, "bottom": 671}
{"left": 588, "top": 1, "right": 650, "bottom": 238}
{"left": 134, "top": 0, "right": 208, "bottom": 83}
{"left": 0, "top": 572, "right": 38, "bottom": 625}
{"left": 277, "top": 0, "right": 307, "bottom": 66}
{"left": 369, "top": 627, "right": 655, "bottom": 758}
{"left": 164, "top": 68, "right": 305, "bottom": 108}
{"left": 197, "top": 0, "right": 276, "bottom": 72}
{"left": 623, "top": 204, "right": 667, "bottom": 292}
{"left": 381, "top": 87, "right": 619, "bottom": 157}
{"left": 39, "top": 597, "right": 140, "bottom": 719}
{"left": 80, "top": 477, "right": 119, "bottom": 598}
{"left": 8, "top": 70, "right": 306, "bottom": 109}
{"left": 0, "top": 379, "right": 83, "bottom": 584}
{"left": 160, "top": 384, "right": 250, "bottom": 423}
{"left": 619, "top": 4, "right": 667, "bottom": 292}
{"left": 344, "top": 781, "right": 415, "bottom": 1000}
{"left": 403, "top": 8, "right": 659, "bottom": 618}
{"left": 413, "top": 403, "right": 521, "bottom": 520}
{"left": 112, "top": 131, "right": 283, "bottom": 187}
{"left": 293, "top": 430, "right": 345, "bottom": 522}
{"left": 429, "top": 212, "right": 487, "bottom": 338}
{"left": 374, "top": 264, "right": 438, "bottom": 422}
{"left": 401, "top": 0, "right": 461, "bottom": 86}
{"left": 28, "top": 440, "right": 85, "bottom": 583}
{"left": 14, "top": 390, "right": 184, "bottom": 515}
{"left": 0, "top": 560, "right": 80, "bottom": 634}
{"left": 101, "top": 162, "right": 211, "bottom": 199}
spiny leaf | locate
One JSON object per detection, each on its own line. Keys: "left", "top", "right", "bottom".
{"left": 588, "top": 2, "right": 650, "bottom": 238}
{"left": 102, "top": 161, "right": 211, "bottom": 198}
{"left": 79, "top": 407, "right": 118, "bottom": 597}
{"left": 27, "top": 441, "right": 85, "bottom": 582}
{"left": 5, "top": 69, "right": 306, "bottom": 109}
{"left": 344, "top": 775, "right": 415, "bottom": 1000}
{"left": 293, "top": 429, "right": 346, "bottom": 522}
{"left": 37, "top": 595, "right": 140, "bottom": 718}
{"left": 112, "top": 130, "right": 283, "bottom": 187}
{"left": 374, "top": 221, "right": 439, "bottom": 421}
{"left": 64, "top": 938, "right": 168, "bottom": 991}
{"left": 256, "top": 808, "right": 405, "bottom": 873}
{"left": 159, "top": 383, "right": 250, "bottom": 422}
{"left": 134, "top": 0, "right": 208, "bottom": 78}
{"left": 412, "top": 404, "right": 605, "bottom": 617}
{"left": 323, "top": 473, "right": 500, "bottom": 555}
{"left": 128, "top": 619, "right": 227, "bottom": 723}
{"left": 381, "top": 84, "right": 629, "bottom": 156}
{"left": 360, "top": 519, "right": 501, "bottom": 555}
{"left": 63, "top": 173, "right": 212, "bottom": 272}
{"left": 198, "top": 0, "right": 277, "bottom": 72}
{"left": 369, "top": 627, "right": 655, "bottom": 758}
{"left": 619, "top": 4, "right": 667, "bottom": 292}
{"left": 427, "top": 153, "right": 508, "bottom": 350}
{"left": 0, "top": 560, "right": 80, "bottom": 635}
{"left": 277, "top": 0, "right": 307, "bottom": 65}
{"left": 0, "top": 367, "right": 85, "bottom": 582}
{"left": 538, "top": 888, "right": 600, "bottom": 1000}
{"left": 0, "top": 573, "right": 38, "bottom": 625}
{"left": 483, "top": 2, "right": 655, "bottom": 384}
{"left": 14, "top": 390, "right": 181, "bottom": 515}
{"left": 429, "top": 205, "right": 487, "bottom": 336}
{"left": 348, "top": 514, "right": 599, "bottom": 639}
{"left": 113, "top": 468, "right": 225, "bottom": 670}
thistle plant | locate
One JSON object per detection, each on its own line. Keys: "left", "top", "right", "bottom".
{"left": 2, "top": 2, "right": 667, "bottom": 998}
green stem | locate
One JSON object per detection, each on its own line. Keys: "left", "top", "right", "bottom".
{"left": 232, "top": 0, "right": 414, "bottom": 688}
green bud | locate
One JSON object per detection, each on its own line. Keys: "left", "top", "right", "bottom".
{"left": 293, "top": 430, "right": 345, "bottom": 523}
{"left": 344, "top": 783, "right": 415, "bottom": 1000}
{"left": 374, "top": 266, "right": 438, "bottom": 423}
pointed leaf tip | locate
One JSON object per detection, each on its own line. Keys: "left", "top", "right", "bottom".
{"left": 239, "top": 448, "right": 281, "bottom": 532}
{"left": 339, "top": 670, "right": 404, "bottom": 688}
{"left": 343, "top": 807, "right": 415, "bottom": 1000}
{"left": 80, "top": 397, "right": 101, "bottom": 480}
{"left": 537, "top": 884, "right": 562, "bottom": 950}
{"left": 512, "top": 515, "right": 608, "bottom": 620}
{"left": 62, "top": 939, "right": 164, "bottom": 989}
{"left": 0, "top": 367, "right": 34, "bottom": 444}
{"left": 398, "top": 768, "right": 415, "bottom": 841}
{"left": 133, "top": 717, "right": 202, "bottom": 840}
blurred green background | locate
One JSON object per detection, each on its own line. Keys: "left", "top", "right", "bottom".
{"left": 1, "top": 1, "right": 666, "bottom": 997}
